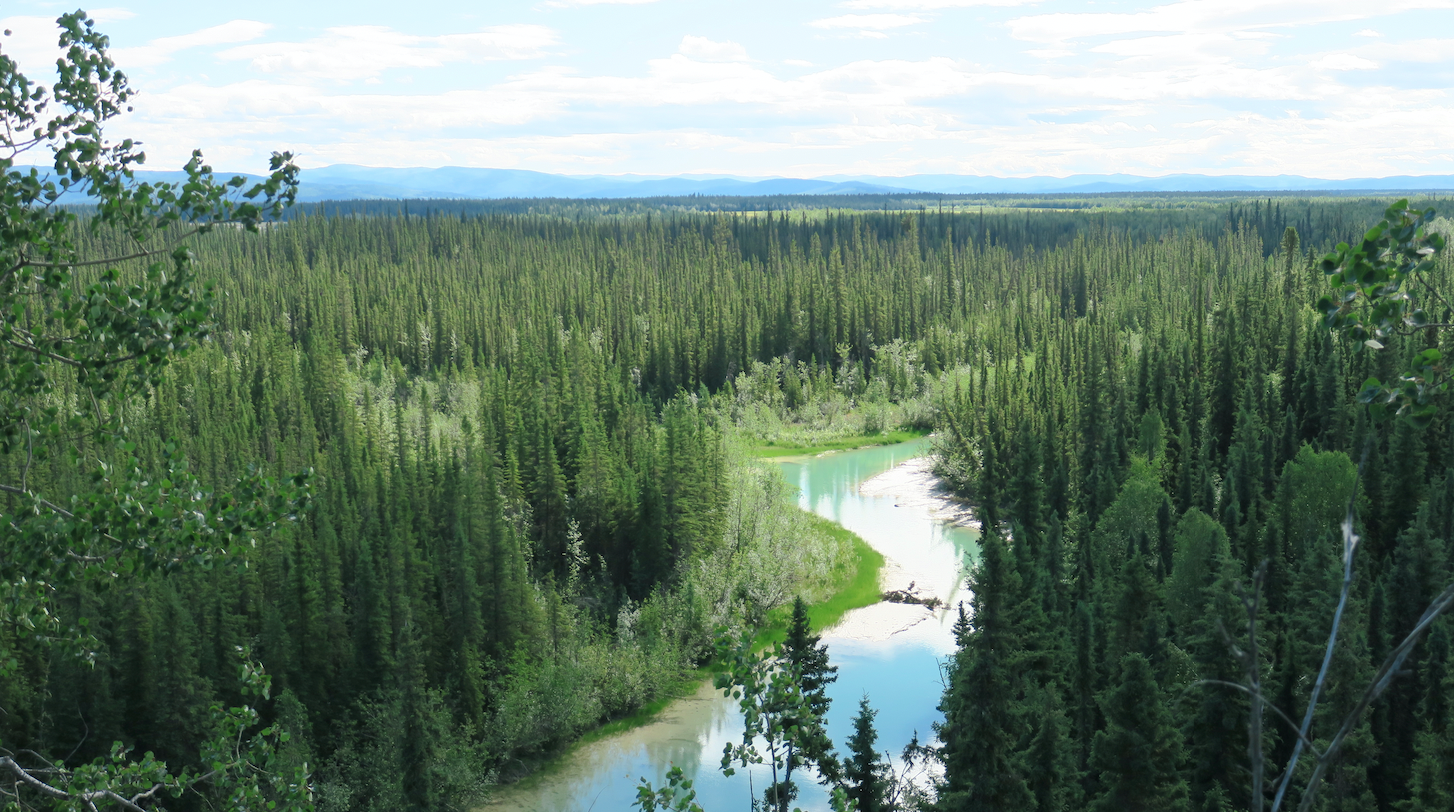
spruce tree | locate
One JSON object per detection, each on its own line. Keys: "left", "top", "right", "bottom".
{"left": 776, "top": 597, "right": 840, "bottom": 808}
{"left": 1399, "top": 625, "right": 1454, "bottom": 812}
{"left": 936, "top": 529, "right": 1033, "bottom": 812}
{"left": 845, "top": 695, "right": 890, "bottom": 812}
{"left": 1024, "top": 686, "right": 1079, "bottom": 812}
{"left": 1089, "top": 653, "right": 1190, "bottom": 812}
{"left": 784, "top": 597, "right": 838, "bottom": 712}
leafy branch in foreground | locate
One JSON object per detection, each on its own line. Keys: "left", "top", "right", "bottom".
{"left": 2, "top": 10, "right": 311, "bottom": 811}
{"left": 1317, "top": 199, "right": 1449, "bottom": 425}
{"left": 1, "top": 9, "right": 308, "bottom": 647}
{"left": 636, "top": 623, "right": 854, "bottom": 812}
{"left": 2, "top": 651, "right": 311, "bottom": 812}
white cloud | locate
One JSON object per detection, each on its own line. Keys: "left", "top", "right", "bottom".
{"left": 20, "top": 0, "right": 1454, "bottom": 180}
{"left": 1007, "top": 0, "right": 1454, "bottom": 43}
{"left": 1090, "top": 32, "right": 1276, "bottom": 64}
{"left": 1356, "top": 37, "right": 1454, "bottom": 62}
{"left": 811, "top": 14, "right": 926, "bottom": 29}
{"left": 1310, "top": 53, "right": 1379, "bottom": 69}
{"left": 113, "top": 21, "right": 272, "bottom": 68}
{"left": 89, "top": 8, "right": 137, "bottom": 23}
{"left": 1355, "top": 28, "right": 1383, "bottom": 36}
{"left": 842, "top": 0, "right": 1038, "bottom": 7}
{"left": 217, "top": 25, "right": 558, "bottom": 81}
{"left": 542, "top": 0, "right": 660, "bottom": 5}
{"left": 678, "top": 35, "right": 750, "bottom": 62}
{"left": 224, "top": 95, "right": 1454, "bottom": 179}
{"left": 116, "top": 70, "right": 1454, "bottom": 179}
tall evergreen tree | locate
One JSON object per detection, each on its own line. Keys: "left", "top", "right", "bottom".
{"left": 845, "top": 696, "right": 890, "bottom": 812}
{"left": 1089, "top": 654, "right": 1190, "bottom": 812}
{"left": 936, "top": 530, "right": 1034, "bottom": 812}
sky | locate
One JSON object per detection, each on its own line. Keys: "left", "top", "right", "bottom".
{"left": 3, "top": 0, "right": 1454, "bottom": 179}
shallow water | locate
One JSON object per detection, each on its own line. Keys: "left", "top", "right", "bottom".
{"left": 486, "top": 438, "right": 978, "bottom": 812}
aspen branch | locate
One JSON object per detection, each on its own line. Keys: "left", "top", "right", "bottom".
{"left": 0, "top": 483, "right": 75, "bottom": 517}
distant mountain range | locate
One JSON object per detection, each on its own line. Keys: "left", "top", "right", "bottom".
{"left": 18, "top": 163, "right": 1454, "bottom": 201}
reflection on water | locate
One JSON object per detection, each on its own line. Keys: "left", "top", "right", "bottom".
{"left": 486, "top": 439, "right": 978, "bottom": 812}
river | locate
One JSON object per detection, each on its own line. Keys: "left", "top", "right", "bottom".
{"left": 486, "top": 437, "right": 979, "bottom": 811}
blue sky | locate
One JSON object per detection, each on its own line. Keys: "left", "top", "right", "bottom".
{"left": 4, "top": 0, "right": 1454, "bottom": 178}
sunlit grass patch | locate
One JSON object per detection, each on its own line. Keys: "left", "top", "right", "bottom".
{"left": 755, "top": 512, "right": 884, "bottom": 648}
{"left": 750, "top": 428, "right": 930, "bottom": 458}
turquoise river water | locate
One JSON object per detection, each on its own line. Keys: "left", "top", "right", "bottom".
{"left": 488, "top": 438, "right": 979, "bottom": 811}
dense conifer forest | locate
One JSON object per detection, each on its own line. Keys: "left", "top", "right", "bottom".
{"left": 6, "top": 185, "right": 1454, "bottom": 811}
{"left": 928, "top": 204, "right": 1454, "bottom": 812}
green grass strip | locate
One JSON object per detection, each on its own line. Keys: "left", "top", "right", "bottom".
{"left": 749, "top": 428, "right": 930, "bottom": 459}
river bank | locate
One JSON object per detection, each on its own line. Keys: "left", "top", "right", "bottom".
{"left": 816, "top": 454, "right": 978, "bottom": 648}
{"left": 483, "top": 438, "right": 978, "bottom": 812}
{"left": 485, "top": 509, "right": 884, "bottom": 803}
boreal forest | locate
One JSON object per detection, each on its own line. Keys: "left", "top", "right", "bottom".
{"left": 4, "top": 15, "right": 1454, "bottom": 812}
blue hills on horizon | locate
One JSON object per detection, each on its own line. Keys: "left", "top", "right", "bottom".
{"left": 18, "top": 163, "right": 1454, "bottom": 201}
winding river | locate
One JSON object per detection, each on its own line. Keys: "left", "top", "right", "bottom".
{"left": 487, "top": 438, "right": 979, "bottom": 812}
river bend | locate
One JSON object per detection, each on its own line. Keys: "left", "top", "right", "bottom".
{"left": 488, "top": 438, "right": 979, "bottom": 811}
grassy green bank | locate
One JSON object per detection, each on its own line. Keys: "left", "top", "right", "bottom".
{"left": 750, "top": 428, "right": 930, "bottom": 459}
{"left": 754, "top": 513, "right": 885, "bottom": 648}
{"left": 574, "top": 512, "right": 880, "bottom": 741}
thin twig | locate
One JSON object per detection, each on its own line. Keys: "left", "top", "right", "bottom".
{"left": 62, "top": 705, "right": 89, "bottom": 766}
{"left": 1270, "top": 433, "right": 1370, "bottom": 812}
{"left": 0, "top": 483, "right": 129, "bottom": 560}
{"left": 21, "top": 420, "right": 33, "bottom": 493}
{"left": 1245, "top": 564, "right": 1267, "bottom": 812}
{"left": 1296, "top": 582, "right": 1454, "bottom": 812}
{"left": 4, "top": 339, "right": 83, "bottom": 368}
{"left": 7, "top": 227, "right": 199, "bottom": 272}
{"left": 1415, "top": 273, "right": 1454, "bottom": 317}
{"left": 0, "top": 483, "right": 75, "bottom": 517}
{"left": 1191, "top": 681, "right": 1323, "bottom": 757}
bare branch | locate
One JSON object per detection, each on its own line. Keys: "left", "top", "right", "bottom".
{"left": 0, "top": 483, "right": 75, "bottom": 518}
{"left": 1243, "top": 564, "right": 1267, "bottom": 812}
{"left": 1270, "top": 434, "right": 1370, "bottom": 812}
{"left": 1191, "top": 681, "right": 1323, "bottom": 758}
{"left": 4, "top": 339, "right": 84, "bottom": 368}
{"left": 1296, "top": 582, "right": 1454, "bottom": 812}
{"left": 3, "top": 756, "right": 176, "bottom": 812}
{"left": 0, "top": 757, "right": 71, "bottom": 800}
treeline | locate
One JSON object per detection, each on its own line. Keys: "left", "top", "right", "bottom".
{"left": 294, "top": 194, "right": 1433, "bottom": 258}
{"left": 932, "top": 221, "right": 1454, "bottom": 810}
{"left": 199, "top": 198, "right": 1438, "bottom": 392}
